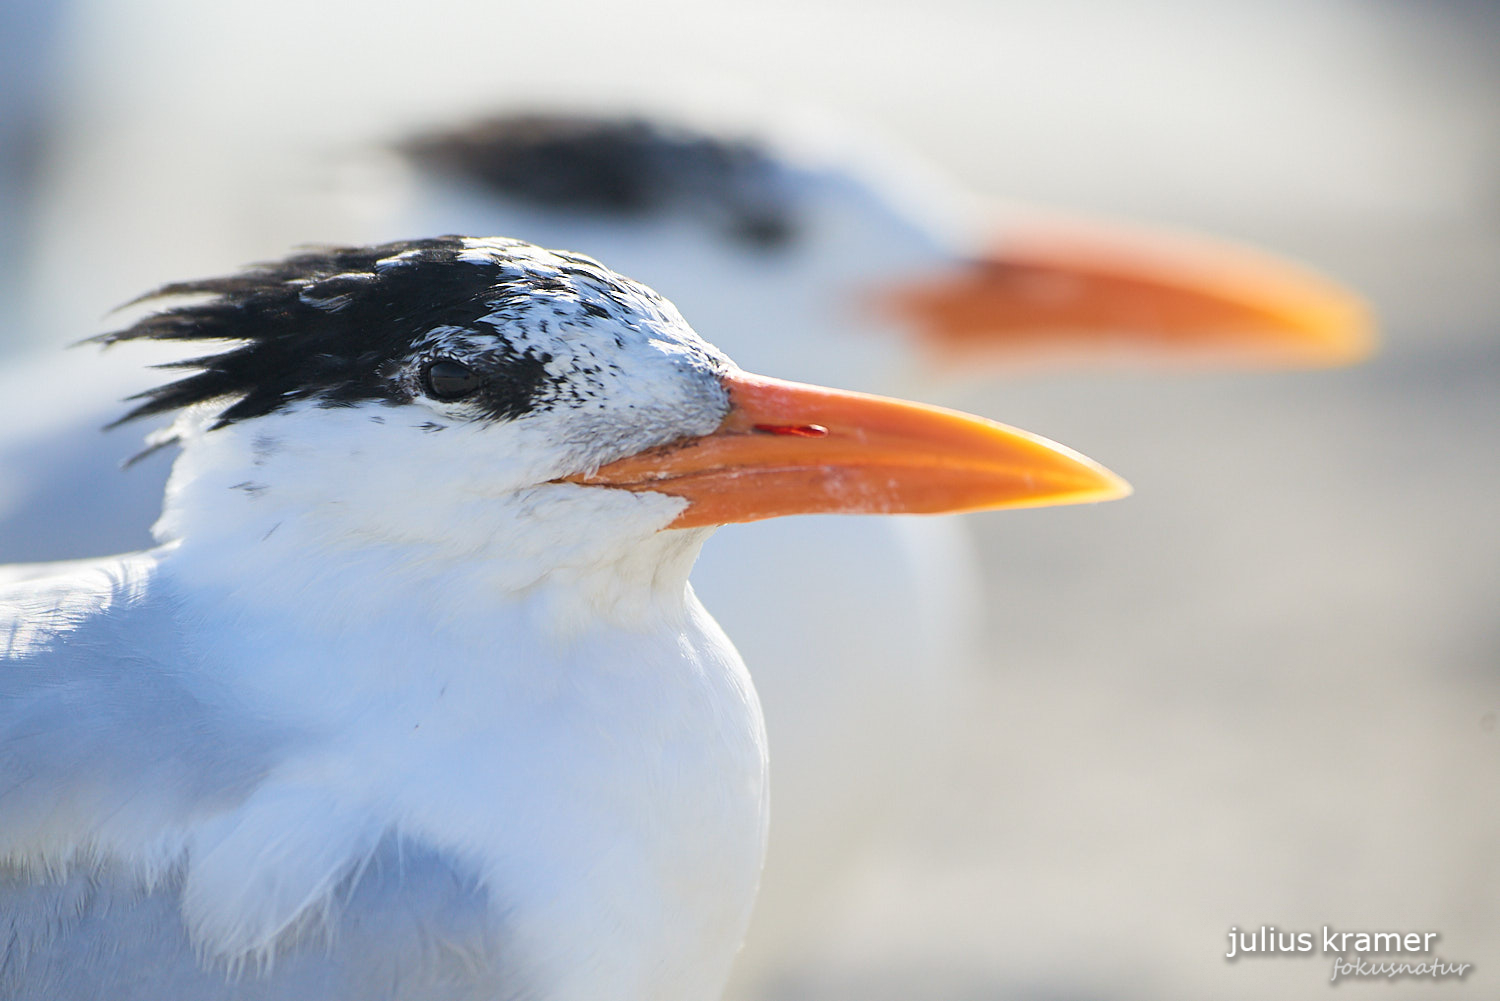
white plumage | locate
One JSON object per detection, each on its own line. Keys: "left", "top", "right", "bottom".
{"left": 2, "top": 239, "right": 762, "bottom": 999}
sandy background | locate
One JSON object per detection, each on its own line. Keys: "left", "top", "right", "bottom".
{"left": 3, "top": 1, "right": 1498, "bottom": 998}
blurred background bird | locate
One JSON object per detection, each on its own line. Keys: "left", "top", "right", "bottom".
{"left": 2, "top": 2, "right": 1498, "bottom": 999}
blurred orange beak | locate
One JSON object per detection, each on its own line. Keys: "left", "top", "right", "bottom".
{"left": 875, "top": 218, "right": 1374, "bottom": 369}
{"left": 565, "top": 372, "right": 1129, "bottom": 528}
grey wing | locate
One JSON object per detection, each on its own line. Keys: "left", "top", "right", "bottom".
{"left": 0, "top": 555, "right": 275, "bottom": 858}
{"left": 0, "top": 839, "right": 514, "bottom": 1001}
{"left": 0, "top": 566, "right": 516, "bottom": 999}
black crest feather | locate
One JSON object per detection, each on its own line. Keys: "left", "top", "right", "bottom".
{"left": 96, "top": 236, "right": 551, "bottom": 430}
{"left": 402, "top": 114, "right": 799, "bottom": 249}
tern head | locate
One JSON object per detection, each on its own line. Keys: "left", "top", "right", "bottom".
{"left": 398, "top": 112, "right": 1373, "bottom": 387}
{"left": 99, "top": 236, "right": 1125, "bottom": 602}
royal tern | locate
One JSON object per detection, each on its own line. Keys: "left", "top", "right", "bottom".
{"left": 396, "top": 114, "right": 1371, "bottom": 383}
{"left": 0, "top": 236, "right": 1126, "bottom": 1000}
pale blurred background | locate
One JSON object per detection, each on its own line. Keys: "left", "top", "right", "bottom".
{"left": 3, "top": 1, "right": 1498, "bottom": 998}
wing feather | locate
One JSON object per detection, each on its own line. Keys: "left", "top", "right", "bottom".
{"left": 0, "top": 565, "right": 509, "bottom": 997}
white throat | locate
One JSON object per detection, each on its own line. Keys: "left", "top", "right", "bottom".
{"left": 154, "top": 404, "right": 710, "bottom": 633}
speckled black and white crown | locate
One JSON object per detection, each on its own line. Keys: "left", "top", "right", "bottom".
{"left": 402, "top": 114, "right": 800, "bottom": 249}
{"left": 97, "top": 235, "right": 729, "bottom": 433}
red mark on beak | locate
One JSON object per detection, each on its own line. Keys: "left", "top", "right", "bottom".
{"left": 752, "top": 423, "right": 830, "bottom": 438}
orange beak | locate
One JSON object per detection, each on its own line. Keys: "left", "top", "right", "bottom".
{"left": 564, "top": 372, "right": 1129, "bottom": 528}
{"left": 875, "top": 217, "right": 1374, "bottom": 370}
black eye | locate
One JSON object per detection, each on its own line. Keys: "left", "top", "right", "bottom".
{"left": 423, "top": 360, "right": 484, "bottom": 401}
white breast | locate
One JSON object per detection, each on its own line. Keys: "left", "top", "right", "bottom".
{"left": 158, "top": 551, "right": 768, "bottom": 1001}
